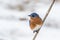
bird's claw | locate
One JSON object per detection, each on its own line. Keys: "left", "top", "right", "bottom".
{"left": 33, "top": 30, "right": 38, "bottom": 33}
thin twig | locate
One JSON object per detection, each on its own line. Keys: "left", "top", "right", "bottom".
{"left": 19, "top": 18, "right": 28, "bottom": 21}
{"left": 43, "top": 0, "right": 55, "bottom": 23}
{"left": 32, "top": 0, "right": 55, "bottom": 40}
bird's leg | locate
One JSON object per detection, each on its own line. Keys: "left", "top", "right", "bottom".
{"left": 33, "top": 29, "right": 39, "bottom": 33}
{"left": 33, "top": 25, "right": 41, "bottom": 33}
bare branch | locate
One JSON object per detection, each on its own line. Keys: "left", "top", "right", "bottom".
{"left": 19, "top": 18, "right": 28, "bottom": 21}
{"left": 32, "top": 0, "right": 55, "bottom": 40}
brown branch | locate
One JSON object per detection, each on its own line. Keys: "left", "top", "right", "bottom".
{"left": 19, "top": 18, "right": 28, "bottom": 21}
{"left": 32, "top": 0, "right": 55, "bottom": 40}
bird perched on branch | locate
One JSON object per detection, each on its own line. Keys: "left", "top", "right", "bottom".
{"left": 28, "top": 13, "right": 43, "bottom": 33}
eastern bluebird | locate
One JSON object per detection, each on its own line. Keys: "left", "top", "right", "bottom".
{"left": 28, "top": 13, "right": 43, "bottom": 33}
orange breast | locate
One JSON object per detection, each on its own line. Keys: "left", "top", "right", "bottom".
{"left": 30, "top": 17, "right": 43, "bottom": 30}
{"left": 30, "top": 22, "right": 36, "bottom": 30}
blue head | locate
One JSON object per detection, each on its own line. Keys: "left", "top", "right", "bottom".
{"left": 28, "top": 13, "right": 39, "bottom": 18}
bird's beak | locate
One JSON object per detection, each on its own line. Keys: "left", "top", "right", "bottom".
{"left": 28, "top": 15, "right": 31, "bottom": 20}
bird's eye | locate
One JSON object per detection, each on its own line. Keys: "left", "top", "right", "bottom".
{"left": 32, "top": 15, "right": 35, "bottom": 17}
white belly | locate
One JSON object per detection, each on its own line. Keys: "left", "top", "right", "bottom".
{"left": 32, "top": 25, "right": 41, "bottom": 31}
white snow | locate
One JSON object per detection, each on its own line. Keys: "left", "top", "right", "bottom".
{"left": 0, "top": 0, "right": 60, "bottom": 40}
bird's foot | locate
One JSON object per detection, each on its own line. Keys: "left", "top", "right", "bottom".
{"left": 33, "top": 30, "right": 39, "bottom": 33}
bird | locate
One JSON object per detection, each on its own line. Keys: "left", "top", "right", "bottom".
{"left": 28, "top": 13, "right": 43, "bottom": 33}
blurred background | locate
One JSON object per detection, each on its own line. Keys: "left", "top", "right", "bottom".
{"left": 0, "top": 0, "right": 60, "bottom": 40}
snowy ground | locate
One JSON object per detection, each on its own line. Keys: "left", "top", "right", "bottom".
{"left": 0, "top": 0, "right": 60, "bottom": 40}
